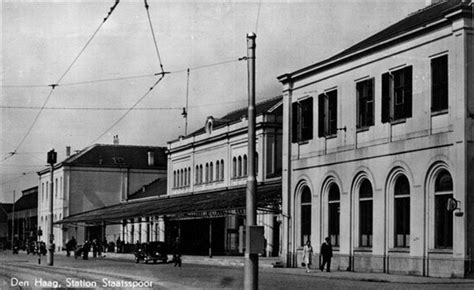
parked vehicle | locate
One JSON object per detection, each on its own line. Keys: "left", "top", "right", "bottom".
{"left": 134, "top": 242, "right": 168, "bottom": 264}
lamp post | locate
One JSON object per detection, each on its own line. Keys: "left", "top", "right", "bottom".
{"left": 47, "top": 149, "right": 57, "bottom": 266}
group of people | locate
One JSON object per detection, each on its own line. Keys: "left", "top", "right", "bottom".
{"left": 65, "top": 237, "right": 107, "bottom": 260}
{"left": 302, "top": 237, "right": 333, "bottom": 273}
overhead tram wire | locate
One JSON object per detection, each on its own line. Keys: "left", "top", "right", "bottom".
{"left": 2, "top": 0, "right": 121, "bottom": 163}
{"left": 144, "top": 0, "right": 166, "bottom": 74}
{"left": 89, "top": 74, "right": 166, "bottom": 146}
{"left": 3, "top": 56, "right": 245, "bottom": 89}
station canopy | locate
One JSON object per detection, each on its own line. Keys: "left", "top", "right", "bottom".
{"left": 55, "top": 182, "right": 281, "bottom": 225}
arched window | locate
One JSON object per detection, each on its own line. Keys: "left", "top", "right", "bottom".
{"left": 216, "top": 161, "right": 220, "bottom": 180}
{"left": 180, "top": 169, "right": 184, "bottom": 187}
{"left": 199, "top": 165, "right": 203, "bottom": 184}
{"left": 394, "top": 175, "right": 410, "bottom": 247}
{"left": 328, "top": 184, "right": 340, "bottom": 247}
{"left": 187, "top": 167, "right": 191, "bottom": 186}
{"left": 210, "top": 162, "right": 213, "bottom": 182}
{"left": 184, "top": 168, "right": 188, "bottom": 186}
{"left": 205, "top": 163, "right": 209, "bottom": 182}
{"left": 238, "top": 156, "right": 242, "bottom": 177}
{"left": 220, "top": 159, "right": 224, "bottom": 180}
{"left": 195, "top": 165, "right": 199, "bottom": 184}
{"left": 233, "top": 157, "right": 237, "bottom": 178}
{"left": 301, "top": 186, "right": 312, "bottom": 246}
{"left": 359, "top": 179, "right": 373, "bottom": 247}
{"left": 435, "top": 170, "right": 453, "bottom": 248}
{"left": 173, "top": 171, "right": 177, "bottom": 188}
{"left": 243, "top": 155, "right": 248, "bottom": 176}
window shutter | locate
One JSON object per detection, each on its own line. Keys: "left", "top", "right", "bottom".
{"left": 404, "top": 66, "right": 412, "bottom": 118}
{"left": 292, "top": 102, "right": 299, "bottom": 143}
{"left": 318, "top": 94, "right": 325, "bottom": 137}
{"left": 381, "top": 72, "right": 390, "bottom": 123}
{"left": 301, "top": 97, "right": 313, "bottom": 140}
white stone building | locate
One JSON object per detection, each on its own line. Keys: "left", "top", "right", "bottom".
{"left": 278, "top": 0, "right": 473, "bottom": 277}
{"left": 38, "top": 143, "right": 167, "bottom": 250}
{"left": 166, "top": 96, "right": 283, "bottom": 256}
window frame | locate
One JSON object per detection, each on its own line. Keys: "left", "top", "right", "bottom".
{"left": 359, "top": 179, "right": 373, "bottom": 248}
{"left": 292, "top": 97, "right": 313, "bottom": 143}
{"left": 434, "top": 170, "right": 453, "bottom": 249}
{"left": 301, "top": 187, "right": 312, "bottom": 246}
{"left": 356, "top": 78, "right": 375, "bottom": 129}
{"left": 394, "top": 175, "right": 410, "bottom": 248}
{"left": 328, "top": 183, "right": 340, "bottom": 247}
{"left": 382, "top": 66, "right": 413, "bottom": 123}
{"left": 431, "top": 55, "right": 448, "bottom": 114}
{"left": 318, "top": 90, "right": 338, "bottom": 138}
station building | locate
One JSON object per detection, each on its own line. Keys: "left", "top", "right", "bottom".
{"left": 278, "top": 0, "right": 473, "bottom": 277}
{"left": 38, "top": 142, "right": 167, "bottom": 250}
{"left": 166, "top": 96, "right": 283, "bottom": 256}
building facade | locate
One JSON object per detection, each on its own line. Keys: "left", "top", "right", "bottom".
{"left": 7, "top": 186, "right": 38, "bottom": 246}
{"left": 38, "top": 143, "right": 167, "bottom": 250}
{"left": 166, "top": 96, "right": 283, "bottom": 256}
{"left": 278, "top": 0, "right": 472, "bottom": 278}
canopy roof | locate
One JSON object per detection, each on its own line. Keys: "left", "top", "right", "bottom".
{"left": 56, "top": 181, "right": 281, "bottom": 225}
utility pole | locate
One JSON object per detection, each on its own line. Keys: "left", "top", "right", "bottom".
{"left": 11, "top": 190, "right": 15, "bottom": 252}
{"left": 244, "top": 32, "right": 258, "bottom": 290}
{"left": 47, "top": 149, "right": 57, "bottom": 266}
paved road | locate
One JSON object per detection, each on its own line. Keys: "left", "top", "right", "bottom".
{"left": 1, "top": 251, "right": 473, "bottom": 289}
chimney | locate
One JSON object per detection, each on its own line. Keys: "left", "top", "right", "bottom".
{"left": 148, "top": 151, "right": 154, "bottom": 166}
{"left": 66, "top": 146, "right": 71, "bottom": 157}
{"left": 113, "top": 135, "right": 119, "bottom": 145}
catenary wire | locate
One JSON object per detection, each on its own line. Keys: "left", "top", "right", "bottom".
{"left": 2, "top": 56, "right": 244, "bottom": 89}
{"left": 144, "top": 0, "right": 165, "bottom": 73}
{"left": 89, "top": 75, "right": 165, "bottom": 145}
{"left": 2, "top": 0, "right": 121, "bottom": 163}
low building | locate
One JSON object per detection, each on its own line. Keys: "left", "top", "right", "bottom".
{"left": 38, "top": 142, "right": 167, "bottom": 250}
{"left": 9, "top": 187, "right": 38, "bottom": 244}
{"left": 0, "top": 203, "right": 13, "bottom": 249}
{"left": 278, "top": 0, "right": 472, "bottom": 278}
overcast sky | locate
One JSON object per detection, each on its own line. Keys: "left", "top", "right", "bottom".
{"left": 1, "top": 0, "right": 426, "bottom": 203}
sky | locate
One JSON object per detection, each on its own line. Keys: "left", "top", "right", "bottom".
{"left": 0, "top": 0, "right": 427, "bottom": 203}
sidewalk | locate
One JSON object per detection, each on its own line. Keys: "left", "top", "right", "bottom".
{"left": 95, "top": 251, "right": 474, "bottom": 285}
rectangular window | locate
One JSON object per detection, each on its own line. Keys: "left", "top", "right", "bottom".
{"left": 328, "top": 202, "right": 340, "bottom": 247}
{"left": 359, "top": 199, "right": 373, "bottom": 247}
{"left": 356, "top": 78, "right": 374, "bottom": 128}
{"left": 291, "top": 97, "right": 313, "bottom": 143}
{"left": 382, "top": 66, "right": 412, "bottom": 123}
{"left": 394, "top": 196, "right": 410, "bottom": 247}
{"left": 318, "top": 90, "right": 338, "bottom": 137}
{"left": 431, "top": 55, "right": 448, "bottom": 113}
{"left": 301, "top": 204, "right": 311, "bottom": 246}
{"left": 435, "top": 194, "right": 453, "bottom": 248}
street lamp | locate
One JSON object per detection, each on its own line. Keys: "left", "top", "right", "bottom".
{"left": 47, "top": 149, "right": 57, "bottom": 266}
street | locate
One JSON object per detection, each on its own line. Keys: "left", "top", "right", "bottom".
{"left": 1, "top": 251, "right": 473, "bottom": 289}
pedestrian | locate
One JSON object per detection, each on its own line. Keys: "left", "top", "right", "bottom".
{"left": 302, "top": 240, "right": 313, "bottom": 273}
{"left": 66, "top": 236, "right": 77, "bottom": 257}
{"left": 172, "top": 237, "right": 182, "bottom": 267}
{"left": 82, "top": 240, "right": 90, "bottom": 260}
{"left": 116, "top": 237, "right": 122, "bottom": 253}
{"left": 320, "top": 237, "right": 333, "bottom": 272}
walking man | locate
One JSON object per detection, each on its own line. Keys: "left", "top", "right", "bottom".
{"left": 320, "top": 237, "right": 333, "bottom": 272}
